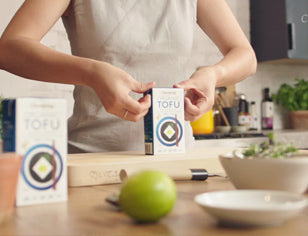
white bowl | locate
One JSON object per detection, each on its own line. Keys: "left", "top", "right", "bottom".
{"left": 219, "top": 153, "right": 308, "bottom": 194}
{"left": 231, "top": 125, "right": 247, "bottom": 133}
{"left": 195, "top": 190, "right": 308, "bottom": 227}
{"left": 215, "top": 126, "right": 231, "bottom": 134}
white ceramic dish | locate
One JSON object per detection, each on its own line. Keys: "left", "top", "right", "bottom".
{"left": 195, "top": 190, "right": 308, "bottom": 227}
{"left": 231, "top": 125, "right": 247, "bottom": 133}
{"left": 219, "top": 152, "right": 308, "bottom": 194}
{"left": 215, "top": 126, "right": 231, "bottom": 134}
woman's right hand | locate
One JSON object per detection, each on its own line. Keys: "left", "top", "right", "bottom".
{"left": 88, "top": 61, "right": 155, "bottom": 122}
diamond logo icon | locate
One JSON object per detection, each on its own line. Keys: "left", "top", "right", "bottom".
{"left": 32, "top": 157, "right": 53, "bottom": 180}
{"left": 163, "top": 124, "right": 175, "bottom": 139}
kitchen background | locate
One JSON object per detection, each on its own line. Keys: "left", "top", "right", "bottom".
{"left": 0, "top": 0, "right": 307, "bottom": 130}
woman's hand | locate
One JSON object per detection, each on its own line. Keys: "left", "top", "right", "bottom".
{"left": 174, "top": 67, "right": 217, "bottom": 122}
{"left": 89, "top": 61, "right": 155, "bottom": 122}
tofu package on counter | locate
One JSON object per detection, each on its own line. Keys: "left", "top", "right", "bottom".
{"left": 144, "top": 88, "right": 185, "bottom": 155}
{"left": 1, "top": 97, "right": 67, "bottom": 206}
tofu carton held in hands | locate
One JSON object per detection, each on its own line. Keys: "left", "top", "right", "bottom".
{"left": 144, "top": 88, "right": 185, "bottom": 155}
{"left": 2, "top": 98, "right": 67, "bottom": 206}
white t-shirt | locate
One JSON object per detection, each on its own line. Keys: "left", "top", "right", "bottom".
{"left": 62, "top": 0, "right": 197, "bottom": 153}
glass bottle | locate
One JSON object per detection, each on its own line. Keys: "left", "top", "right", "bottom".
{"left": 261, "top": 88, "right": 274, "bottom": 130}
{"left": 249, "top": 101, "right": 258, "bottom": 130}
{"left": 238, "top": 94, "right": 247, "bottom": 127}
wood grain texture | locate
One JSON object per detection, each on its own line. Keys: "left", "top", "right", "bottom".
{"left": 67, "top": 147, "right": 234, "bottom": 187}
{"left": 1, "top": 179, "right": 308, "bottom": 236}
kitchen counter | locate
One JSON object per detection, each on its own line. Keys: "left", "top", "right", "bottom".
{"left": 1, "top": 178, "right": 308, "bottom": 235}
{"left": 194, "top": 136, "right": 268, "bottom": 148}
{"left": 194, "top": 129, "right": 308, "bottom": 149}
{"left": 2, "top": 129, "right": 306, "bottom": 153}
{"left": 267, "top": 129, "right": 308, "bottom": 149}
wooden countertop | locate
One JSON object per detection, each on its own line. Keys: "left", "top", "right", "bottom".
{"left": 1, "top": 178, "right": 308, "bottom": 236}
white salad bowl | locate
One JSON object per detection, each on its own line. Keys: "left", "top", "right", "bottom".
{"left": 219, "top": 151, "right": 308, "bottom": 194}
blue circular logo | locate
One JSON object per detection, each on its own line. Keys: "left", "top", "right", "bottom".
{"left": 156, "top": 116, "right": 183, "bottom": 146}
{"left": 22, "top": 144, "right": 63, "bottom": 190}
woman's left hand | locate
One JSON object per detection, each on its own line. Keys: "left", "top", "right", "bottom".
{"left": 174, "top": 66, "right": 217, "bottom": 122}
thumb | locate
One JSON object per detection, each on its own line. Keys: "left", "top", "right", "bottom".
{"left": 173, "top": 80, "right": 195, "bottom": 91}
{"left": 174, "top": 80, "right": 207, "bottom": 99}
{"left": 132, "top": 81, "right": 155, "bottom": 94}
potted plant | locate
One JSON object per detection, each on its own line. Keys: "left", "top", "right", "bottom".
{"left": 272, "top": 78, "right": 308, "bottom": 129}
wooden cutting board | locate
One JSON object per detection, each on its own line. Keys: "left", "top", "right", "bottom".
{"left": 67, "top": 147, "right": 234, "bottom": 187}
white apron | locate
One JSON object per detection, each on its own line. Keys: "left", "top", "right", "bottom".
{"left": 62, "top": 0, "right": 197, "bottom": 153}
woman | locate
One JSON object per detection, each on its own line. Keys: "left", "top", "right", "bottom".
{"left": 0, "top": 0, "right": 256, "bottom": 153}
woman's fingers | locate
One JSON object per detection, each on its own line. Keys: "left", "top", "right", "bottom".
{"left": 132, "top": 81, "right": 155, "bottom": 94}
{"left": 114, "top": 80, "right": 154, "bottom": 121}
{"left": 183, "top": 89, "right": 214, "bottom": 122}
{"left": 120, "top": 107, "right": 150, "bottom": 122}
{"left": 184, "top": 97, "right": 205, "bottom": 121}
{"left": 119, "top": 93, "right": 152, "bottom": 122}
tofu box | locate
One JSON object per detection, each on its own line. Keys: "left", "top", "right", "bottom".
{"left": 144, "top": 88, "right": 185, "bottom": 155}
{"left": 2, "top": 98, "right": 67, "bottom": 206}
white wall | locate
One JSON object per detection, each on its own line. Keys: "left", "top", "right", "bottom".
{"left": 1, "top": 0, "right": 308, "bottom": 129}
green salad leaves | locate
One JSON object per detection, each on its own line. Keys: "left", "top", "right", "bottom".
{"left": 242, "top": 142, "right": 297, "bottom": 158}
{"left": 237, "top": 133, "right": 298, "bottom": 159}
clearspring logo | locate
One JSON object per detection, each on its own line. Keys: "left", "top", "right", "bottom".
{"left": 301, "top": 14, "right": 308, "bottom": 23}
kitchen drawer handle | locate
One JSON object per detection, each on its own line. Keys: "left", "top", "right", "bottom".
{"left": 288, "top": 23, "right": 296, "bottom": 50}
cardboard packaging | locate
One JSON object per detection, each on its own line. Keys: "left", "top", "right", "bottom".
{"left": 144, "top": 88, "right": 185, "bottom": 155}
{"left": 2, "top": 98, "right": 67, "bottom": 206}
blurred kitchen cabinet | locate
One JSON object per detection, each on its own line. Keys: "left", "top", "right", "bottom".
{"left": 250, "top": 0, "right": 308, "bottom": 64}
